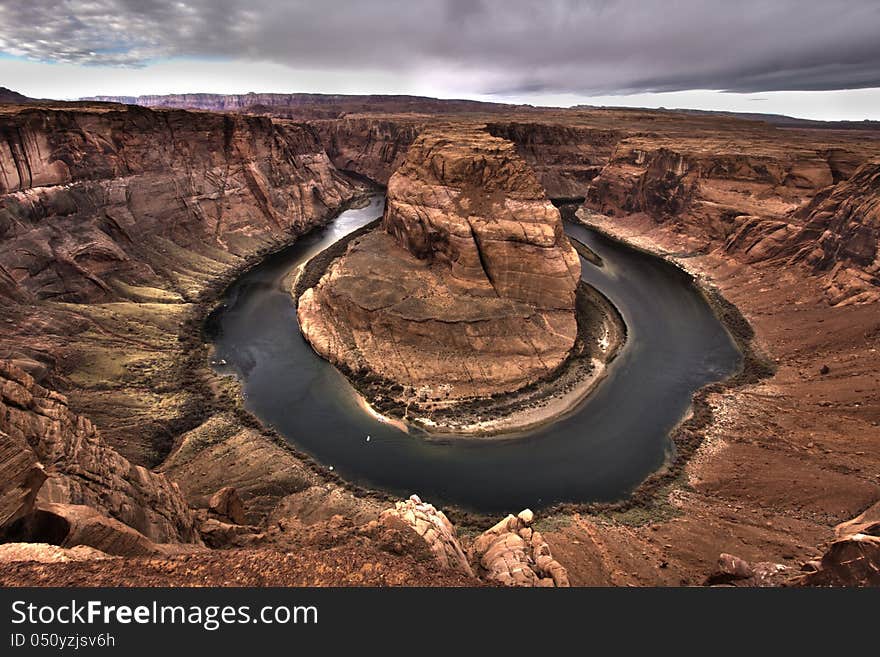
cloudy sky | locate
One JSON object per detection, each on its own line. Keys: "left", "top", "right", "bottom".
{"left": 2, "top": 0, "right": 880, "bottom": 120}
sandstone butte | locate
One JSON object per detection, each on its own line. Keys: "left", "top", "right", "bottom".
{"left": 297, "top": 126, "right": 582, "bottom": 402}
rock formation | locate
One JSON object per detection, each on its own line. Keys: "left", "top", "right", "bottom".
{"left": 375, "top": 495, "right": 473, "bottom": 576}
{"left": 725, "top": 159, "right": 880, "bottom": 305}
{"left": 0, "top": 102, "right": 366, "bottom": 464}
{"left": 366, "top": 496, "right": 568, "bottom": 586}
{"left": 795, "top": 501, "right": 880, "bottom": 586}
{"left": 81, "top": 92, "right": 521, "bottom": 120}
{"left": 313, "top": 116, "right": 421, "bottom": 183}
{"left": 705, "top": 553, "right": 790, "bottom": 587}
{"left": 0, "top": 361, "right": 200, "bottom": 550}
{"left": 1, "top": 94, "right": 879, "bottom": 587}
{"left": 469, "top": 509, "right": 569, "bottom": 587}
{"left": 298, "top": 126, "right": 582, "bottom": 403}
{"left": 486, "top": 122, "right": 620, "bottom": 199}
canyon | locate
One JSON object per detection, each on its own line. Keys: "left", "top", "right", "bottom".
{"left": 1, "top": 91, "right": 879, "bottom": 586}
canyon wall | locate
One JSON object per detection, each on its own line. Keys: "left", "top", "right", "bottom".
{"left": 311, "top": 117, "right": 622, "bottom": 198}
{"left": 580, "top": 130, "right": 879, "bottom": 305}
{"left": 486, "top": 121, "right": 620, "bottom": 199}
{"left": 81, "top": 93, "right": 524, "bottom": 119}
{"left": 724, "top": 159, "right": 880, "bottom": 305}
{"left": 0, "top": 360, "right": 199, "bottom": 548}
{"left": 0, "top": 103, "right": 366, "bottom": 465}
{"left": 1, "top": 95, "right": 878, "bottom": 586}
{"left": 0, "top": 106, "right": 362, "bottom": 303}
{"left": 311, "top": 116, "right": 422, "bottom": 183}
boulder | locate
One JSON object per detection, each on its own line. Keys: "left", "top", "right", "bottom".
{"left": 199, "top": 518, "right": 261, "bottom": 549}
{"left": 209, "top": 487, "right": 247, "bottom": 525}
{"left": 796, "top": 502, "right": 880, "bottom": 586}
{"left": 705, "top": 553, "right": 790, "bottom": 587}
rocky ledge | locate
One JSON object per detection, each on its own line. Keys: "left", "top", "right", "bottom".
{"left": 296, "top": 126, "right": 622, "bottom": 434}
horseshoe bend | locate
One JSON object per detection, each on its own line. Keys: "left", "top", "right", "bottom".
{"left": 296, "top": 126, "right": 624, "bottom": 434}
{"left": 0, "top": 91, "right": 878, "bottom": 589}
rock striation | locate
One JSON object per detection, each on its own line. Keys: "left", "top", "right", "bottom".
{"left": 313, "top": 116, "right": 421, "bottom": 183}
{"left": 486, "top": 122, "right": 620, "bottom": 199}
{"left": 298, "top": 126, "right": 582, "bottom": 403}
{"left": 725, "top": 159, "right": 880, "bottom": 305}
{"left": 0, "top": 105, "right": 362, "bottom": 304}
{"left": 0, "top": 102, "right": 366, "bottom": 465}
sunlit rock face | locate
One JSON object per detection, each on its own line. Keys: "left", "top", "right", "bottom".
{"left": 298, "top": 126, "right": 581, "bottom": 399}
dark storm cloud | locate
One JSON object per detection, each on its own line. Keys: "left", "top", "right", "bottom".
{"left": 1, "top": 0, "right": 879, "bottom": 94}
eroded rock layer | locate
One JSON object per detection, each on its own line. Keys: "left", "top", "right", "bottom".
{"left": 0, "top": 105, "right": 361, "bottom": 303}
{"left": 0, "top": 360, "right": 199, "bottom": 547}
{"left": 725, "top": 159, "right": 880, "bottom": 305}
{"left": 0, "top": 103, "right": 366, "bottom": 464}
{"left": 298, "top": 126, "right": 581, "bottom": 400}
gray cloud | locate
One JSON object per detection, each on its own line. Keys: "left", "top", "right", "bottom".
{"left": 1, "top": 0, "right": 879, "bottom": 95}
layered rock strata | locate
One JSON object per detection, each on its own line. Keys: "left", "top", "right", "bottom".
{"left": 724, "top": 159, "right": 880, "bottom": 305}
{"left": 0, "top": 105, "right": 362, "bottom": 304}
{"left": 0, "top": 103, "right": 366, "bottom": 464}
{"left": 0, "top": 361, "right": 199, "bottom": 547}
{"left": 297, "top": 127, "right": 583, "bottom": 411}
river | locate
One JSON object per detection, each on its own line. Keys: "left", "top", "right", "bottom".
{"left": 208, "top": 194, "right": 741, "bottom": 513}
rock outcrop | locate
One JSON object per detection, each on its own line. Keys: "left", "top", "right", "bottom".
{"left": 0, "top": 361, "right": 199, "bottom": 545}
{"left": 705, "top": 553, "right": 790, "bottom": 587}
{"left": 12, "top": 503, "right": 180, "bottom": 557}
{"left": 0, "top": 429, "right": 46, "bottom": 528}
{"left": 368, "top": 497, "right": 568, "bottom": 586}
{"left": 298, "top": 126, "right": 582, "bottom": 402}
{"left": 469, "top": 509, "right": 569, "bottom": 587}
{"left": 208, "top": 486, "right": 247, "bottom": 525}
{"left": 796, "top": 501, "right": 880, "bottom": 586}
{"left": 800, "top": 534, "right": 880, "bottom": 586}
{"left": 725, "top": 159, "right": 880, "bottom": 305}
{"left": 584, "top": 138, "right": 833, "bottom": 235}
{"left": 375, "top": 495, "right": 473, "bottom": 576}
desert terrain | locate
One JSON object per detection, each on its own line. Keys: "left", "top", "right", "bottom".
{"left": 1, "top": 89, "right": 878, "bottom": 586}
